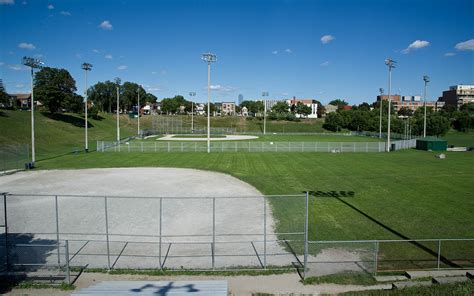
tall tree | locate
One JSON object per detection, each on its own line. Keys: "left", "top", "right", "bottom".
{"left": 295, "top": 102, "right": 312, "bottom": 117}
{"left": 271, "top": 101, "right": 289, "bottom": 114}
{"left": 0, "top": 79, "right": 10, "bottom": 107}
{"left": 34, "top": 67, "right": 77, "bottom": 113}
{"left": 89, "top": 80, "right": 119, "bottom": 113}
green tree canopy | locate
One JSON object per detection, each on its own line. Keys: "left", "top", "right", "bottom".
{"left": 34, "top": 67, "right": 77, "bottom": 113}
{"left": 0, "top": 79, "right": 10, "bottom": 107}
{"left": 271, "top": 101, "right": 289, "bottom": 114}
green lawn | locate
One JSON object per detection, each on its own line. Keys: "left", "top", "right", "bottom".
{"left": 443, "top": 130, "right": 474, "bottom": 147}
{"left": 37, "top": 150, "right": 474, "bottom": 243}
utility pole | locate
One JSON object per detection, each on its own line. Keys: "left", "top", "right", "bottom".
{"left": 115, "top": 78, "right": 121, "bottom": 147}
{"left": 189, "top": 92, "right": 196, "bottom": 133}
{"left": 385, "top": 58, "right": 396, "bottom": 152}
{"left": 81, "top": 63, "right": 93, "bottom": 152}
{"left": 379, "top": 88, "right": 384, "bottom": 138}
{"left": 423, "top": 75, "right": 430, "bottom": 138}
{"left": 262, "top": 92, "right": 269, "bottom": 135}
{"left": 202, "top": 53, "right": 217, "bottom": 153}
{"left": 22, "top": 56, "right": 43, "bottom": 167}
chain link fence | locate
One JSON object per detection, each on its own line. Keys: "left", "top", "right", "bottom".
{"left": 0, "top": 144, "right": 29, "bottom": 175}
{"left": 97, "top": 141, "right": 388, "bottom": 153}
{"left": 305, "top": 239, "right": 474, "bottom": 279}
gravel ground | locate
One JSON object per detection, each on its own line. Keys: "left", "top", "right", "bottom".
{"left": 0, "top": 168, "right": 295, "bottom": 269}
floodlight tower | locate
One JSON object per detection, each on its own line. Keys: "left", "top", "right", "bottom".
{"left": 81, "top": 63, "right": 93, "bottom": 152}
{"left": 22, "top": 56, "right": 43, "bottom": 167}
{"left": 423, "top": 75, "right": 430, "bottom": 138}
{"left": 202, "top": 53, "right": 217, "bottom": 153}
{"left": 189, "top": 92, "right": 196, "bottom": 133}
{"left": 378, "top": 88, "right": 384, "bottom": 139}
{"left": 137, "top": 85, "right": 141, "bottom": 137}
{"left": 262, "top": 92, "right": 269, "bottom": 135}
{"left": 115, "top": 77, "right": 121, "bottom": 148}
{"left": 385, "top": 58, "right": 396, "bottom": 152}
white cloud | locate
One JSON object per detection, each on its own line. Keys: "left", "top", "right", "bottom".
{"left": 0, "top": 0, "right": 15, "bottom": 5}
{"left": 15, "top": 84, "right": 25, "bottom": 88}
{"left": 8, "top": 64, "right": 25, "bottom": 71}
{"left": 104, "top": 54, "right": 113, "bottom": 59}
{"left": 455, "top": 39, "right": 474, "bottom": 51}
{"left": 18, "top": 42, "right": 36, "bottom": 50}
{"left": 60, "top": 11, "right": 71, "bottom": 16}
{"left": 92, "top": 49, "right": 100, "bottom": 53}
{"left": 209, "top": 85, "right": 237, "bottom": 92}
{"left": 444, "top": 52, "right": 456, "bottom": 57}
{"left": 320, "top": 61, "right": 330, "bottom": 66}
{"left": 151, "top": 71, "right": 157, "bottom": 74}
{"left": 284, "top": 48, "right": 292, "bottom": 53}
{"left": 99, "top": 20, "right": 113, "bottom": 30}
{"left": 0, "top": 62, "right": 4, "bottom": 66}
{"left": 147, "top": 87, "right": 161, "bottom": 92}
{"left": 47, "top": 4, "right": 53, "bottom": 9}
{"left": 75, "top": 53, "right": 82, "bottom": 59}
{"left": 321, "top": 35, "right": 335, "bottom": 44}
{"left": 402, "top": 40, "right": 430, "bottom": 54}
{"left": 117, "top": 65, "right": 127, "bottom": 70}
{"left": 272, "top": 50, "right": 278, "bottom": 55}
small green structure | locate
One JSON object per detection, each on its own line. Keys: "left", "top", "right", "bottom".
{"left": 416, "top": 137, "right": 447, "bottom": 151}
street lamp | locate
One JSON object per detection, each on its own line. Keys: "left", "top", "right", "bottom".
{"left": 189, "top": 92, "right": 196, "bottom": 133}
{"left": 137, "top": 85, "right": 141, "bottom": 137}
{"left": 262, "top": 91, "right": 269, "bottom": 134}
{"left": 202, "top": 52, "right": 217, "bottom": 153}
{"left": 385, "top": 58, "right": 396, "bottom": 152}
{"left": 423, "top": 75, "right": 430, "bottom": 138}
{"left": 81, "top": 63, "right": 92, "bottom": 152}
{"left": 378, "top": 88, "right": 384, "bottom": 139}
{"left": 22, "top": 56, "right": 43, "bottom": 167}
{"left": 114, "top": 77, "right": 121, "bottom": 150}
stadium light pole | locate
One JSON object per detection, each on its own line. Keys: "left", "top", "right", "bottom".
{"left": 137, "top": 85, "right": 141, "bottom": 137}
{"left": 22, "top": 56, "right": 43, "bottom": 167}
{"left": 202, "top": 53, "right": 217, "bottom": 153}
{"left": 115, "top": 78, "right": 121, "bottom": 146}
{"left": 385, "top": 58, "right": 396, "bottom": 152}
{"left": 81, "top": 63, "right": 93, "bottom": 153}
{"left": 378, "top": 88, "right": 384, "bottom": 139}
{"left": 189, "top": 92, "right": 196, "bottom": 133}
{"left": 262, "top": 91, "right": 269, "bottom": 135}
{"left": 423, "top": 75, "right": 430, "bottom": 138}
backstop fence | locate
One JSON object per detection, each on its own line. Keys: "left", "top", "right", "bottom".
{"left": 0, "top": 144, "right": 29, "bottom": 175}
{"left": 97, "top": 140, "right": 417, "bottom": 153}
{"left": 2, "top": 192, "right": 468, "bottom": 284}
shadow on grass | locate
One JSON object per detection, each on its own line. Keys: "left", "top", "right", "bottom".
{"left": 41, "top": 112, "right": 94, "bottom": 128}
{"left": 0, "top": 111, "right": 8, "bottom": 117}
{"left": 307, "top": 190, "right": 461, "bottom": 268}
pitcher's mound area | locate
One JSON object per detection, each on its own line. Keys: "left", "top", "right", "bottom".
{"left": 0, "top": 168, "right": 292, "bottom": 269}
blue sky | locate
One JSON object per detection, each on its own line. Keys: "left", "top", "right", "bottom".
{"left": 1, "top": 0, "right": 473, "bottom": 105}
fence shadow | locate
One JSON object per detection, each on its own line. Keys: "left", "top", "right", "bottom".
{"left": 307, "top": 190, "right": 461, "bottom": 269}
{"left": 0, "top": 233, "right": 58, "bottom": 294}
{"left": 41, "top": 112, "right": 94, "bottom": 128}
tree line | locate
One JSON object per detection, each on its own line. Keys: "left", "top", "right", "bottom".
{"left": 323, "top": 101, "right": 474, "bottom": 136}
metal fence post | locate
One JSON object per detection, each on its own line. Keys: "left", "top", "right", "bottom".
{"left": 168, "top": 142, "right": 170, "bottom": 152}
{"left": 159, "top": 198, "right": 163, "bottom": 270}
{"left": 303, "top": 192, "right": 309, "bottom": 279}
{"left": 104, "top": 196, "right": 111, "bottom": 270}
{"left": 212, "top": 197, "right": 216, "bottom": 270}
{"left": 263, "top": 196, "right": 267, "bottom": 269}
{"left": 3, "top": 193, "right": 9, "bottom": 271}
{"left": 155, "top": 142, "right": 157, "bottom": 152}
{"left": 437, "top": 240, "right": 441, "bottom": 270}
{"left": 374, "top": 241, "right": 379, "bottom": 276}
{"left": 65, "top": 240, "right": 70, "bottom": 284}
{"left": 55, "top": 195, "right": 61, "bottom": 267}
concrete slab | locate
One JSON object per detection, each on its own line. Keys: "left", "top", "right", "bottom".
{"left": 392, "top": 281, "right": 432, "bottom": 289}
{"left": 375, "top": 275, "right": 409, "bottom": 282}
{"left": 432, "top": 276, "right": 470, "bottom": 284}
{"left": 406, "top": 269, "right": 474, "bottom": 279}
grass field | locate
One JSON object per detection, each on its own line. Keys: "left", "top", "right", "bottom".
{"left": 443, "top": 129, "right": 474, "bottom": 147}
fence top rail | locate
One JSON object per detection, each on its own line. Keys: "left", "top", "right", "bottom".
{"left": 309, "top": 238, "right": 474, "bottom": 244}
{"left": 3, "top": 193, "right": 306, "bottom": 200}
{"left": 101, "top": 141, "right": 383, "bottom": 145}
